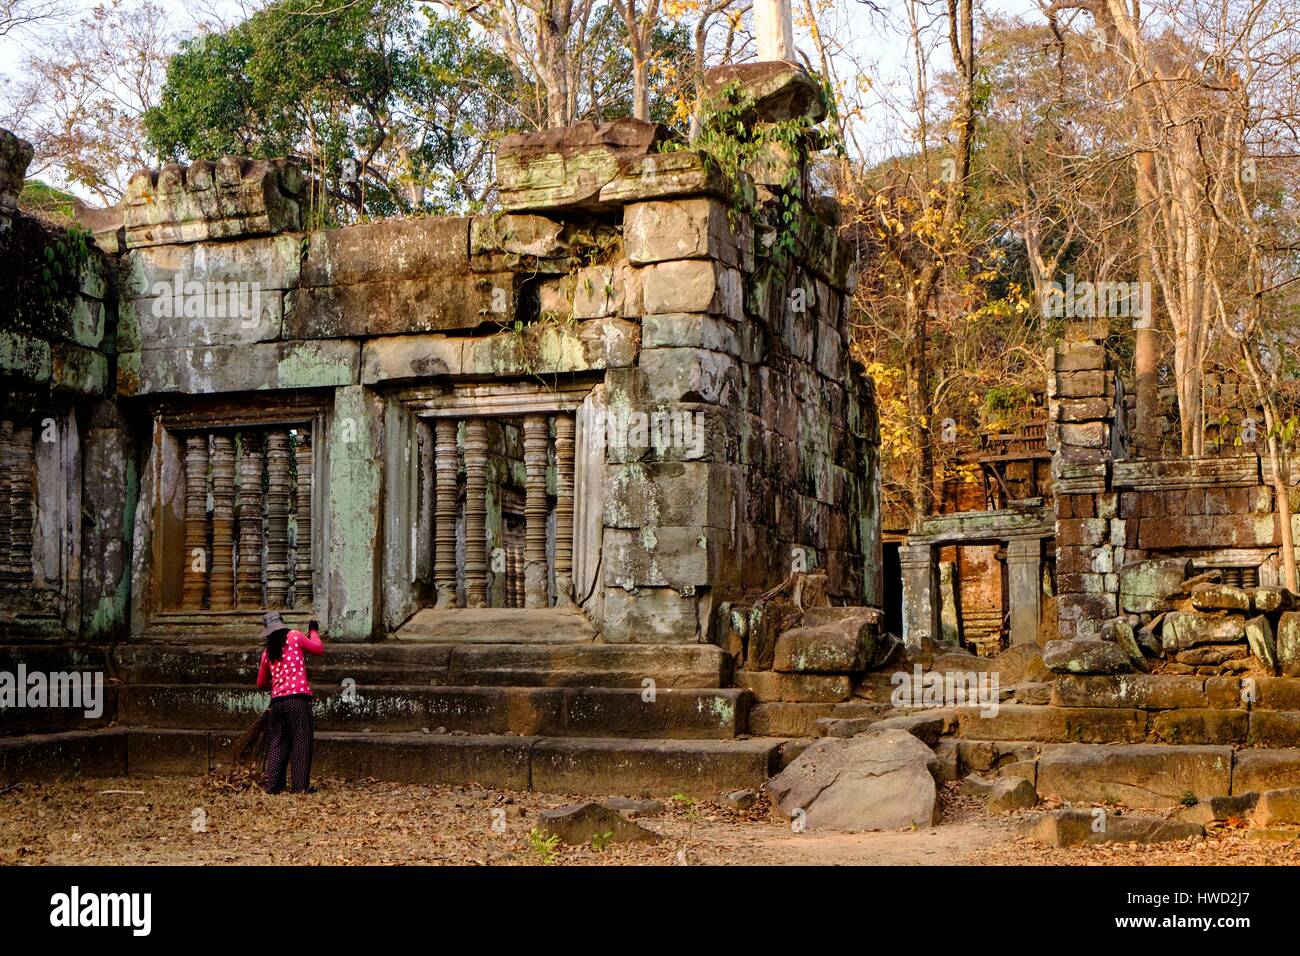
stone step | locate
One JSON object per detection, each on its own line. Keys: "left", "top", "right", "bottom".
{"left": 130, "top": 728, "right": 783, "bottom": 796}
{"left": 956, "top": 701, "right": 1300, "bottom": 748}
{"left": 393, "top": 607, "right": 598, "bottom": 644}
{"left": 0, "top": 729, "right": 127, "bottom": 786}
{"left": 119, "top": 684, "right": 752, "bottom": 739}
{"left": 115, "top": 641, "right": 731, "bottom": 688}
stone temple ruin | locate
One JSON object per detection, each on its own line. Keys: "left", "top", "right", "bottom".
{"left": 8, "top": 54, "right": 1300, "bottom": 837}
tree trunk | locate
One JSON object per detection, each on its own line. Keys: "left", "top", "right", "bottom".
{"left": 1134, "top": 150, "right": 1159, "bottom": 456}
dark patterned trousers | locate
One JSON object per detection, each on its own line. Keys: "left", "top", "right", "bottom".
{"left": 265, "top": 694, "right": 315, "bottom": 793}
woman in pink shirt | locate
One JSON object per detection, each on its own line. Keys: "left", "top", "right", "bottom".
{"left": 255, "top": 611, "right": 324, "bottom": 793}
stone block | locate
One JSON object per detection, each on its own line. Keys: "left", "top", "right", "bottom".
{"left": 116, "top": 340, "right": 359, "bottom": 397}
{"left": 1150, "top": 708, "right": 1248, "bottom": 745}
{"left": 1277, "top": 612, "right": 1300, "bottom": 676}
{"left": 640, "top": 259, "right": 743, "bottom": 318}
{"left": 735, "top": 670, "right": 851, "bottom": 703}
{"left": 497, "top": 119, "right": 664, "bottom": 212}
{"left": 1049, "top": 674, "right": 1208, "bottom": 710}
{"left": 772, "top": 610, "right": 880, "bottom": 673}
{"left": 124, "top": 157, "right": 304, "bottom": 247}
{"left": 1036, "top": 743, "right": 1232, "bottom": 807}
{"left": 1161, "top": 611, "right": 1246, "bottom": 653}
{"left": 624, "top": 197, "right": 750, "bottom": 268}
{"left": 600, "top": 586, "right": 700, "bottom": 642}
{"left": 1118, "top": 557, "right": 1190, "bottom": 613}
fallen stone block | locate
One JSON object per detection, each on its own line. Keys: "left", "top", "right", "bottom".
{"left": 1023, "top": 809, "right": 1203, "bottom": 847}
{"left": 1176, "top": 792, "right": 1258, "bottom": 825}
{"left": 1043, "top": 638, "right": 1133, "bottom": 675}
{"left": 764, "top": 728, "right": 939, "bottom": 831}
{"left": 1161, "top": 611, "right": 1246, "bottom": 653}
{"left": 987, "top": 776, "right": 1037, "bottom": 812}
{"left": 773, "top": 608, "right": 880, "bottom": 673}
{"left": 959, "top": 773, "right": 997, "bottom": 797}
{"left": 1245, "top": 616, "right": 1279, "bottom": 672}
{"left": 1191, "top": 584, "right": 1251, "bottom": 612}
{"left": 719, "top": 788, "right": 758, "bottom": 811}
{"left": 856, "top": 712, "right": 946, "bottom": 746}
{"left": 1254, "top": 587, "right": 1292, "bottom": 613}
{"left": 538, "top": 801, "right": 662, "bottom": 845}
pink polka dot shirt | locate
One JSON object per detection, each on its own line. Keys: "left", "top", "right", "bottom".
{"left": 256, "top": 629, "right": 324, "bottom": 698}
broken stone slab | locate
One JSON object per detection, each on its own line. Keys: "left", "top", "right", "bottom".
{"left": 1190, "top": 584, "right": 1252, "bottom": 612}
{"left": 497, "top": 119, "right": 668, "bottom": 213}
{"left": 602, "top": 796, "right": 664, "bottom": 817}
{"left": 1023, "top": 809, "right": 1203, "bottom": 848}
{"left": 1042, "top": 638, "right": 1133, "bottom": 675}
{"left": 1161, "top": 611, "right": 1246, "bottom": 653}
{"left": 598, "top": 150, "right": 729, "bottom": 204}
{"left": 1119, "top": 558, "right": 1191, "bottom": 614}
{"left": 764, "top": 728, "right": 940, "bottom": 831}
{"left": 997, "top": 760, "right": 1037, "bottom": 785}
{"left": 986, "top": 776, "right": 1037, "bottom": 812}
{"left": 931, "top": 738, "right": 959, "bottom": 783}
{"left": 772, "top": 608, "right": 881, "bottom": 674}
{"left": 624, "top": 197, "right": 752, "bottom": 269}
{"left": 1277, "top": 612, "right": 1300, "bottom": 677}
{"left": 538, "top": 800, "right": 662, "bottom": 845}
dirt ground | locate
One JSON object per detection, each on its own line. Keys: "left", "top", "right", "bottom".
{"left": 1, "top": 775, "right": 1296, "bottom": 866}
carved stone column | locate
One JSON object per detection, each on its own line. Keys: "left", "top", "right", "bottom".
{"left": 899, "top": 542, "right": 939, "bottom": 650}
{"left": 553, "top": 414, "right": 575, "bottom": 606}
{"left": 506, "top": 539, "right": 520, "bottom": 607}
{"left": 1006, "top": 537, "right": 1043, "bottom": 646}
{"left": 523, "top": 414, "right": 550, "bottom": 608}
{"left": 236, "top": 432, "right": 263, "bottom": 607}
{"left": 0, "top": 419, "right": 15, "bottom": 577}
{"left": 209, "top": 433, "right": 236, "bottom": 609}
{"left": 7, "top": 423, "right": 32, "bottom": 580}
{"left": 265, "top": 429, "right": 292, "bottom": 608}
{"left": 463, "top": 418, "right": 489, "bottom": 608}
{"left": 433, "top": 419, "right": 460, "bottom": 608}
{"left": 294, "top": 430, "right": 314, "bottom": 607}
{"left": 182, "top": 433, "right": 210, "bottom": 609}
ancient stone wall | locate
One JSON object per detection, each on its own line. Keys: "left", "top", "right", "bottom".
{"left": 0, "top": 130, "right": 126, "bottom": 641}
{"left": 0, "top": 64, "right": 881, "bottom": 647}
{"left": 1050, "top": 326, "right": 1290, "bottom": 643}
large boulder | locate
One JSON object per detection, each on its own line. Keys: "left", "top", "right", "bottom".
{"left": 772, "top": 607, "right": 881, "bottom": 673}
{"left": 1119, "top": 558, "right": 1191, "bottom": 614}
{"left": 764, "top": 728, "right": 939, "bottom": 831}
{"left": 1042, "top": 638, "right": 1133, "bottom": 675}
{"left": 1161, "top": 612, "right": 1245, "bottom": 653}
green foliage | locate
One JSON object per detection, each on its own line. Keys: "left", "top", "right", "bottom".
{"left": 37, "top": 226, "right": 94, "bottom": 308}
{"left": 527, "top": 827, "right": 561, "bottom": 865}
{"left": 19, "top": 180, "right": 79, "bottom": 221}
{"left": 145, "top": 0, "right": 521, "bottom": 224}
{"left": 674, "top": 79, "right": 839, "bottom": 265}
{"left": 589, "top": 830, "right": 614, "bottom": 852}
